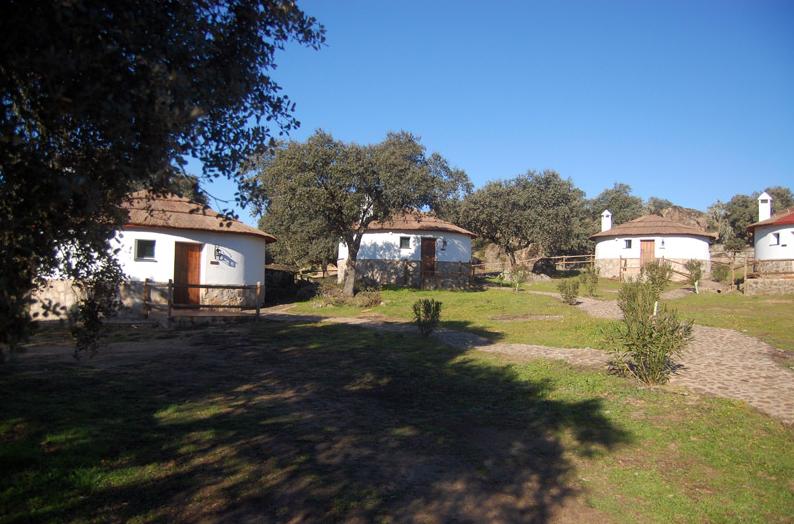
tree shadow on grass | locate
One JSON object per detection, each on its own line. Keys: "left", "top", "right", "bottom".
{"left": 0, "top": 321, "right": 631, "bottom": 522}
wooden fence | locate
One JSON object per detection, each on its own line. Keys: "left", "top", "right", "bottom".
{"left": 471, "top": 254, "right": 594, "bottom": 275}
{"left": 142, "top": 279, "right": 263, "bottom": 320}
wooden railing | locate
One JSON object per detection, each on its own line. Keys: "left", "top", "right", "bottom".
{"left": 471, "top": 254, "right": 594, "bottom": 275}
{"left": 142, "top": 279, "right": 263, "bottom": 320}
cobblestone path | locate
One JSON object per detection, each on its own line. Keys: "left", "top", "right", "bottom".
{"left": 530, "top": 290, "right": 794, "bottom": 424}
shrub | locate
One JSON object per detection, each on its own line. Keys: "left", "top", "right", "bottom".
{"left": 508, "top": 265, "right": 530, "bottom": 292}
{"left": 413, "top": 298, "right": 442, "bottom": 337}
{"left": 557, "top": 279, "right": 580, "bottom": 305}
{"left": 578, "top": 265, "right": 600, "bottom": 296}
{"left": 314, "top": 281, "right": 346, "bottom": 307}
{"left": 711, "top": 264, "right": 729, "bottom": 283}
{"left": 684, "top": 259, "right": 704, "bottom": 293}
{"left": 640, "top": 260, "right": 672, "bottom": 297}
{"left": 606, "top": 281, "right": 693, "bottom": 384}
{"left": 353, "top": 290, "right": 382, "bottom": 308}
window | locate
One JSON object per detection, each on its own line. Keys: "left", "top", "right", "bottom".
{"left": 135, "top": 239, "right": 156, "bottom": 260}
{"left": 660, "top": 239, "right": 666, "bottom": 249}
{"left": 624, "top": 239, "right": 632, "bottom": 249}
{"left": 770, "top": 233, "right": 780, "bottom": 246}
{"left": 399, "top": 236, "right": 411, "bottom": 249}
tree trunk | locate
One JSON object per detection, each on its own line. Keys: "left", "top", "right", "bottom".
{"left": 343, "top": 258, "right": 356, "bottom": 297}
{"left": 506, "top": 250, "right": 518, "bottom": 271}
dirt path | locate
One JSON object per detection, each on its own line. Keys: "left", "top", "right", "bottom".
{"left": 263, "top": 300, "right": 794, "bottom": 425}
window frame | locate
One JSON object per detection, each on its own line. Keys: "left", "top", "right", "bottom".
{"left": 399, "top": 236, "right": 411, "bottom": 250}
{"left": 770, "top": 232, "right": 780, "bottom": 246}
{"left": 135, "top": 239, "right": 157, "bottom": 261}
{"left": 624, "top": 239, "right": 632, "bottom": 249}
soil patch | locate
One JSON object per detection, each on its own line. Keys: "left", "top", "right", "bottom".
{"left": 490, "top": 314, "right": 564, "bottom": 321}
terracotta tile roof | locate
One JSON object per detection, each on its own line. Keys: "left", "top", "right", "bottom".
{"left": 747, "top": 208, "right": 794, "bottom": 231}
{"left": 365, "top": 211, "right": 476, "bottom": 238}
{"left": 121, "top": 191, "right": 276, "bottom": 243}
{"left": 589, "top": 214, "right": 717, "bottom": 240}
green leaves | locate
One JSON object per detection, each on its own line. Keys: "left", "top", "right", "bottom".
{"left": 606, "top": 281, "right": 694, "bottom": 384}
{"left": 252, "top": 130, "right": 471, "bottom": 293}
{"left": 460, "top": 170, "right": 588, "bottom": 262}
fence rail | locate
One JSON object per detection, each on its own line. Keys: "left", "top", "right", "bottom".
{"left": 142, "top": 279, "right": 263, "bottom": 320}
{"left": 471, "top": 254, "right": 595, "bottom": 275}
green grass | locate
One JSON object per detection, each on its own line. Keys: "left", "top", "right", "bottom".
{"left": 293, "top": 287, "right": 614, "bottom": 349}
{"left": 484, "top": 274, "right": 623, "bottom": 298}
{"left": 668, "top": 292, "right": 794, "bottom": 351}
{"left": 1, "top": 323, "right": 792, "bottom": 522}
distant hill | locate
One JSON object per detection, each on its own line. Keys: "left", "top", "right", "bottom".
{"left": 655, "top": 205, "right": 711, "bottom": 232}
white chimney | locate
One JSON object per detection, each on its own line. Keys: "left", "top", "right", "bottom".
{"left": 758, "top": 192, "right": 772, "bottom": 221}
{"left": 601, "top": 210, "right": 612, "bottom": 232}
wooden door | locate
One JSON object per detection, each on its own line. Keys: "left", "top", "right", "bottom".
{"left": 421, "top": 238, "right": 436, "bottom": 281}
{"left": 640, "top": 239, "right": 655, "bottom": 267}
{"left": 174, "top": 242, "right": 202, "bottom": 305}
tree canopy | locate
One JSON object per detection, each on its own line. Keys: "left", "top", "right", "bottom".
{"left": 587, "top": 183, "right": 645, "bottom": 226}
{"left": 707, "top": 186, "right": 794, "bottom": 247}
{"left": 460, "top": 171, "right": 587, "bottom": 267}
{"left": 258, "top": 204, "right": 338, "bottom": 272}
{"left": 252, "top": 130, "right": 471, "bottom": 295}
{"left": 1, "top": 0, "right": 324, "bottom": 352}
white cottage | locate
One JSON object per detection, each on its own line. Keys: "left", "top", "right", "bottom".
{"left": 337, "top": 211, "right": 476, "bottom": 289}
{"left": 118, "top": 192, "right": 276, "bottom": 307}
{"left": 747, "top": 192, "right": 794, "bottom": 275}
{"left": 590, "top": 211, "right": 715, "bottom": 280}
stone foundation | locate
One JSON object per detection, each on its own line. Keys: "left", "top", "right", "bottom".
{"left": 338, "top": 259, "right": 472, "bottom": 289}
{"left": 201, "top": 287, "right": 259, "bottom": 308}
{"left": 596, "top": 258, "right": 710, "bottom": 282}
{"left": 30, "top": 279, "right": 83, "bottom": 320}
{"left": 753, "top": 259, "right": 794, "bottom": 275}
{"left": 31, "top": 279, "right": 261, "bottom": 319}
{"left": 744, "top": 278, "right": 794, "bottom": 296}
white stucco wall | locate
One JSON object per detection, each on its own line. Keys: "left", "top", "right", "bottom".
{"left": 754, "top": 225, "right": 794, "bottom": 260}
{"left": 114, "top": 227, "right": 267, "bottom": 285}
{"left": 338, "top": 230, "right": 472, "bottom": 263}
{"left": 594, "top": 235, "right": 711, "bottom": 260}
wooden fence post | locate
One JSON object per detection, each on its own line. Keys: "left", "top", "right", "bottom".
{"left": 255, "top": 281, "right": 261, "bottom": 318}
{"left": 743, "top": 255, "right": 748, "bottom": 282}
{"left": 167, "top": 279, "right": 173, "bottom": 320}
{"left": 143, "top": 278, "right": 151, "bottom": 319}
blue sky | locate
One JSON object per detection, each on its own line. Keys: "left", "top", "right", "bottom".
{"left": 200, "top": 0, "right": 794, "bottom": 225}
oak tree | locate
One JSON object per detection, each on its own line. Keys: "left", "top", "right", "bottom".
{"left": 460, "top": 171, "right": 587, "bottom": 268}
{"left": 253, "top": 130, "right": 470, "bottom": 296}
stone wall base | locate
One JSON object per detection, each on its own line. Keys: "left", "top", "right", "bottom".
{"left": 596, "top": 258, "right": 710, "bottom": 282}
{"left": 753, "top": 259, "right": 794, "bottom": 275}
{"left": 338, "top": 259, "right": 471, "bottom": 290}
{"left": 31, "top": 279, "right": 261, "bottom": 320}
{"left": 744, "top": 278, "right": 794, "bottom": 296}
{"left": 201, "top": 287, "right": 258, "bottom": 309}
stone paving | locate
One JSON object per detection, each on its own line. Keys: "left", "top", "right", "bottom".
{"left": 533, "top": 290, "right": 794, "bottom": 424}
{"left": 262, "top": 296, "right": 794, "bottom": 425}
{"left": 669, "top": 325, "right": 794, "bottom": 424}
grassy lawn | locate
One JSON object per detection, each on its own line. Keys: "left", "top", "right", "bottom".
{"left": 292, "top": 287, "right": 614, "bottom": 349}
{"left": 1, "top": 322, "right": 792, "bottom": 522}
{"left": 668, "top": 292, "right": 794, "bottom": 351}
{"left": 483, "top": 275, "right": 624, "bottom": 299}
